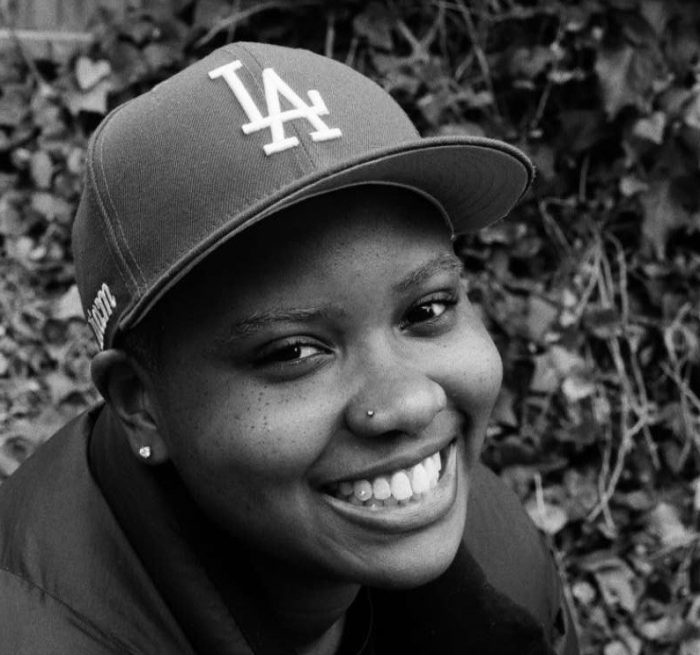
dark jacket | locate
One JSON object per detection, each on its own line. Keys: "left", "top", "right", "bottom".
{"left": 0, "top": 406, "right": 578, "bottom": 654}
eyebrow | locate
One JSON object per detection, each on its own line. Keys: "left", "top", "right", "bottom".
{"left": 220, "top": 306, "right": 344, "bottom": 341}
{"left": 219, "top": 253, "right": 464, "bottom": 343}
{"left": 392, "top": 253, "right": 464, "bottom": 293}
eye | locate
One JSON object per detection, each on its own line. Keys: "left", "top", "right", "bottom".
{"left": 405, "top": 301, "right": 449, "bottom": 324}
{"left": 401, "top": 293, "right": 458, "bottom": 331}
{"left": 256, "top": 339, "right": 330, "bottom": 368}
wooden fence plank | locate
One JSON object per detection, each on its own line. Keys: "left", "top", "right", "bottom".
{"left": 0, "top": 0, "right": 125, "bottom": 59}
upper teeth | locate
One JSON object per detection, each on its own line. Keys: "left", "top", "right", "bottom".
{"left": 331, "top": 451, "right": 443, "bottom": 505}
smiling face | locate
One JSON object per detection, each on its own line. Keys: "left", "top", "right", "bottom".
{"left": 144, "top": 186, "right": 503, "bottom": 589}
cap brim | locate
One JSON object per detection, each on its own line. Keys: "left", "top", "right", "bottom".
{"left": 121, "top": 136, "right": 533, "bottom": 331}
{"left": 260, "top": 136, "right": 534, "bottom": 233}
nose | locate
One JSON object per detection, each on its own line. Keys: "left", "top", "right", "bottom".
{"left": 345, "top": 358, "right": 448, "bottom": 438}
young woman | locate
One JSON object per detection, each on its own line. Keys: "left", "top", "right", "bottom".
{"left": 0, "top": 42, "right": 578, "bottom": 655}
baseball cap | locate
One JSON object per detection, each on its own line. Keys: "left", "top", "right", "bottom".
{"left": 72, "top": 41, "right": 534, "bottom": 349}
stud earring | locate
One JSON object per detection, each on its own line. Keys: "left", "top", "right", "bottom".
{"left": 138, "top": 446, "right": 152, "bottom": 460}
{"left": 366, "top": 410, "right": 375, "bottom": 418}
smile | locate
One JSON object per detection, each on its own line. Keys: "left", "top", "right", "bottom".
{"left": 321, "top": 440, "right": 460, "bottom": 534}
{"left": 325, "top": 441, "right": 452, "bottom": 508}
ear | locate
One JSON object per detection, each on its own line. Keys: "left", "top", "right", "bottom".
{"left": 91, "top": 350, "right": 170, "bottom": 465}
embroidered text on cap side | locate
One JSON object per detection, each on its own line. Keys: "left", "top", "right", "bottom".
{"left": 208, "top": 60, "right": 342, "bottom": 156}
{"left": 87, "top": 283, "right": 117, "bottom": 349}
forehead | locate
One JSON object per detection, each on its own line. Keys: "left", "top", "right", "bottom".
{"left": 172, "top": 186, "right": 453, "bottom": 298}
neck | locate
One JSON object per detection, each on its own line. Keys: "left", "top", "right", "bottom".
{"left": 249, "top": 555, "right": 360, "bottom": 654}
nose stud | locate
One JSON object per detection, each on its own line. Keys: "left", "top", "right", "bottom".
{"left": 138, "top": 446, "right": 152, "bottom": 460}
{"left": 366, "top": 410, "right": 375, "bottom": 418}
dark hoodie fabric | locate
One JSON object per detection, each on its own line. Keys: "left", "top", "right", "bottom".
{"left": 0, "top": 406, "right": 579, "bottom": 654}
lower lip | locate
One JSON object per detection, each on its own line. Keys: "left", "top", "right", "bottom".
{"left": 321, "top": 442, "right": 459, "bottom": 535}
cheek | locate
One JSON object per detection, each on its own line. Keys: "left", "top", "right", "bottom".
{"left": 469, "top": 335, "right": 503, "bottom": 408}
{"left": 158, "top": 370, "right": 336, "bottom": 483}
{"left": 441, "top": 329, "right": 503, "bottom": 424}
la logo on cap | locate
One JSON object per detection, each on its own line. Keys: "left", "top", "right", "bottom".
{"left": 209, "top": 60, "right": 342, "bottom": 156}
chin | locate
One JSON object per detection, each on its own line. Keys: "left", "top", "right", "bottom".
{"left": 379, "top": 553, "right": 459, "bottom": 589}
{"left": 356, "top": 506, "right": 467, "bottom": 590}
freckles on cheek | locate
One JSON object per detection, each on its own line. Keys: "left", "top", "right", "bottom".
{"left": 255, "top": 417, "right": 330, "bottom": 476}
{"left": 200, "top": 396, "right": 332, "bottom": 481}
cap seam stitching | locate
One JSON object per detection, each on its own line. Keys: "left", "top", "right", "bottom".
{"left": 97, "top": 122, "right": 148, "bottom": 287}
{"left": 237, "top": 43, "right": 314, "bottom": 172}
{"left": 86, "top": 120, "right": 140, "bottom": 293}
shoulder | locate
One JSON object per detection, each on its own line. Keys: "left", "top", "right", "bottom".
{"left": 465, "top": 463, "right": 554, "bottom": 610}
{"left": 0, "top": 567, "right": 133, "bottom": 654}
{"left": 0, "top": 409, "right": 114, "bottom": 576}
{"left": 465, "top": 463, "right": 578, "bottom": 653}
{"left": 0, "top": 408, "right": 193, "bottom": 654}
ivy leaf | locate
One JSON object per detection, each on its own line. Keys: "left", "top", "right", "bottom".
{"left": 0, "top": 191, "right": 25, "bottom": 236}
{"left": 353, "top": 2, "right": 394, "bottom": 50}
{"left": 193, "top": 0, "right": 232, "bottom": 29}
{"left": 683, "top": 90, "right": 700, "bottom": 130}
{"left": 43, "top": 371, "right": 79, "bottom": 404}
{"left": 525, "top": 495, "right": 569, "bottom": 534}
{"left": 558, "top": 110, "right": 604, "bottom": 153}
{"left": 491, "top": 388, "right": 518, "bottom": 427}
{"left": 74, "top": 57, "right": 112, "bottom": 91}
{"left": 639, "top": 180, "right": 689, "bottom": 259}
{"left": 0, "top": 85, "right": 28, "bottom": 127}
{"left": 29, "top": 151, "right": 53, "bottom": 190}
{"left": 509, "top": 46, "right": 557, "bottom": 80}
{"left": 0, "top": 435, "right": 32, "bottom": 477}
{"left": 531, "top": 345, "right": 586, "bottom": 394}
{"left": 526, "top": 295, "right": 558, "bottom": 342}
{"left": 640, "top": 0, "right": 670, "bottom": 37}
{"left": 647, "top": 502, "right": 694, "bottom": 548}
{"left": 604, "top": 641, "right": 630, "bottom": 655}
{"left": 527, "top": 144, "right": 555, "bottom": 180}
{"left": 581, "top": 555, "right": 638, "bottom": 613}
{"left": 572, "top": 580, "right": 597, "bottom": 606}
{"left": 143, "top": 43, "right": 180, "bottom": 72}
{"left": 52, "top": 285, "right": 83, "bottom": 321}
{"left": 30, "top": 192, "right": 73, "bottom": 224}
{"left": 595, "top": 45, "right": 660, "bottom": 118}
{"left": 619, "top": 175, "right": 648, "bottom": 197}
{"left": 65, "top": 80, "right": 113, "bottom": 115}
{"left": 562, "top": 375, "right": 596, "bottom": 402}
{"left": 632, "top": 111, "right": 666, "bottom": 144}
{"left": 681, "top": 639, "right": 700, "bottom": 655}
{"left": 638, "top": 615, "right": 684, "bottom": 643}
